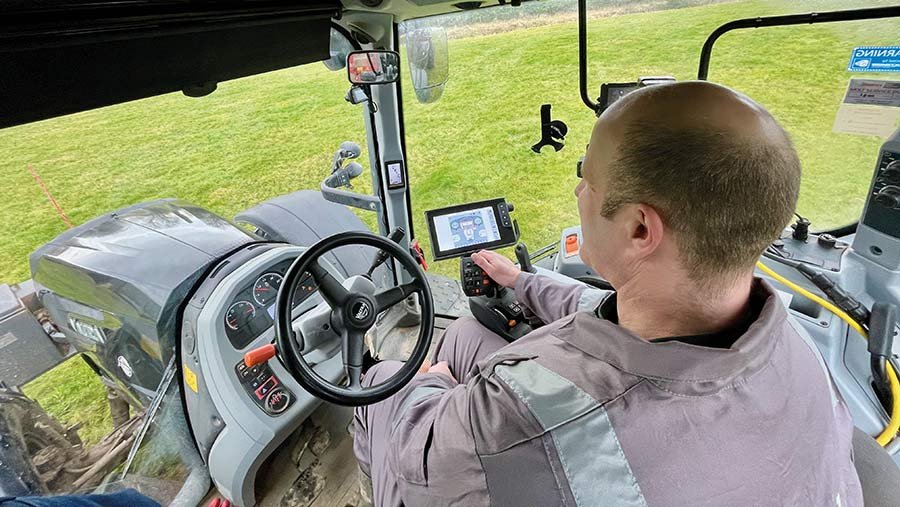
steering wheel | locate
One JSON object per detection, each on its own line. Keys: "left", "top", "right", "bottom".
{"left": 274, "top": 231, "right": 434, "bottom": 406}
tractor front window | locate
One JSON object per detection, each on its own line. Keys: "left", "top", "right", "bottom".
{"left": 400, "top": 0, "right": 899, "bottom": 280}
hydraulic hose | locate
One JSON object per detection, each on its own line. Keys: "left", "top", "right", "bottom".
{"left": 879, "top": 364, "right": 900, "bottom": 446}
{"left": 756, "top": 261, "right": 900, "bottom": 447}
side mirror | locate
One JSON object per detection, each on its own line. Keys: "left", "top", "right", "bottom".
{"left": 347, "top": 50, "right": 400, "bottom": 85}
{"left": 405, "top": 27, "right": 449, "bottom": 104}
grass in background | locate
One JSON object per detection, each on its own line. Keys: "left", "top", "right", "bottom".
{"left": 1, "top": 0, "right": 896, "bottom": 286}
{"left": 3, "top": 0, "right": 899, "bottom": 433}
{"left": 404, "top": 0, "right": 899, "bottom": 273}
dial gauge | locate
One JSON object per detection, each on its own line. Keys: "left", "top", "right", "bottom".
{"left": 253, "top": 272, "right": 283, "bottom": 306}
{"left": 225, "top": 301, "right": 256, "bottom": 330}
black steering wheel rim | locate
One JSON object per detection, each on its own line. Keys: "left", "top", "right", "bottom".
{"left": 275, "top": 231, "right": 434, "bottom": 406}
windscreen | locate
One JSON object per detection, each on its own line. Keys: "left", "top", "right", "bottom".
{"left": 401, "top": 0, "right": 900, "bottom": 279}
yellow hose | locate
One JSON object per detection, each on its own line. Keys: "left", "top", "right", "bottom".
{"left": 877, "top": 363, "right": 900, "bottom": 446}
{"left": 756, "top": 261, "right": 900, "bottom": 447}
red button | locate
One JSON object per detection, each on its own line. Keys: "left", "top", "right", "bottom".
{"left": 255, "top": 376, "right": 279, "bottom": 399}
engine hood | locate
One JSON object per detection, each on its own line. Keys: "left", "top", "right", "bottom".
{"left": 30, "top": 199, "right": 256, "bottom": 399}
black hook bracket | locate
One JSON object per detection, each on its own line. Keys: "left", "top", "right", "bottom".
{"left": 531, "top": 104, "right": 567, "bottom": 153}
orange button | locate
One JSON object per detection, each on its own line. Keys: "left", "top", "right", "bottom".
{"left": 565, "top": 234, "right": 579, "bottom": 256}
{"left": 508, "top": 320, "right": 517, "bottom": 328}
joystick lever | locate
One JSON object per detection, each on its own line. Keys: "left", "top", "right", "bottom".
{"left": 515, "top": 243, "right": 536, "bottom": 274}
{"left": 366, "top": 227, "right": 405, "bottom": 277}
{"left": 461, "top": 256, "right": 498, "bottom": 298}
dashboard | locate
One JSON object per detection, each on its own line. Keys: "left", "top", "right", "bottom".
{"left": 223, "top": 257, "right": 319, "bottom": 349}
{"left": 182, "top": 244, "right": 348, "bottom": 506}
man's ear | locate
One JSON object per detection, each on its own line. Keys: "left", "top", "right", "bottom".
{"left": 628, "top": 204, "right": 665, "bottom": 259}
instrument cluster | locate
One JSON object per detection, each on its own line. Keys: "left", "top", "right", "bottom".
{"left": 224, "top": 258, "right": 318, "bottom": 349}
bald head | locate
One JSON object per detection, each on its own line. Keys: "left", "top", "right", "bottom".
{"left": 604, "top": 81, "right": 784, "bottom": 145}
{"left": 581, "top": 81, "right": 801, "bottom": 285}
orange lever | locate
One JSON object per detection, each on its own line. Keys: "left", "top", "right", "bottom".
{"left": 244, "top": 344, "right": 277, "bottom": 368}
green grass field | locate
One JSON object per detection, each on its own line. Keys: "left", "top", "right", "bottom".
{"left": 4, "top": 0, "right": 899, "bottom": 444}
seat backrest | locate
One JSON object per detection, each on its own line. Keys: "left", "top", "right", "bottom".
{"left": 852, "top": 427, "right": 900, "bottom": 506}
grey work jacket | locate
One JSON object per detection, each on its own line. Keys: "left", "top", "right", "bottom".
{"left": 389, "top": 273, "right": 863, "bottom": 506}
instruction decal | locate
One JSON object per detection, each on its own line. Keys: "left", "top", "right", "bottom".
{"left": 843, "top": 79, "right": 900, "bottom": 108}
{"left": 833, "top": 79, "right": 900, "bottom": 138}
{"left": 848, "top": 46, "right": 900, "bottom": 73}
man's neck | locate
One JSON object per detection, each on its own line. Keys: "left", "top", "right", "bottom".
{"left": 614, "top": 271, "right": 754, "bottom": 341}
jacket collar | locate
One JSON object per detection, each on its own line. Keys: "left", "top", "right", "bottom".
{"left": 555, "top": 279, "right": 787, "bottom": 396}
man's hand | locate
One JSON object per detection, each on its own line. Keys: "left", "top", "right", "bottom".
{"left": 427, "top": 361, "right": 456, "bottom": 382}
{"left": 418, "top": 359, "right": 457, "bottom": 382}
{"left": 471, "top": 250, "right": 521, "bottom": 288}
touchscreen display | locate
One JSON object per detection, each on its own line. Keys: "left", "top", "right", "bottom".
{"left": 433, "top": 206, "right": 501, "bottom": 252}
{"left": 387, "top": 161, "right": 404, "bottom": 188}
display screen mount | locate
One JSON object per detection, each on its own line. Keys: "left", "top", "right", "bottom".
{"left": 425, "top": 198, "right": 519, "bottom": 261}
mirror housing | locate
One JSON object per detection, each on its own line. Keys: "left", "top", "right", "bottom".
{"left": 323, "top": 28, "right": 356, "bottom": 71}
{"left": 405, "top": 27, "right": 449, "bottom": 104}
{"left": 346, "top": 50, "right": 400, "bottom": 85}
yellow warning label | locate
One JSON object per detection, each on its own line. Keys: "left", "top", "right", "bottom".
{"left": 183, "top": 363, "right": 199, "bottom": 393}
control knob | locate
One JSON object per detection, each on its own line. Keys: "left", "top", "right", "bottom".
{"left": 883, "top": 160, "right": 900, "bottom": 184}
{"left": 264, "top": 388, "right": 290, "bottom": 414}
{"left": 874, "top": 185, "right": 900, "bottom": 209}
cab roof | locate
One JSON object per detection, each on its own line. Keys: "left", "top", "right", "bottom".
{"left": 0, "top": 0, "right": 514, "bottom": 128}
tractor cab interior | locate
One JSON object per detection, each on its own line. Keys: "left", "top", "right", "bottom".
{"left": 2, "top": 0, "right": 900, "bottom": 506}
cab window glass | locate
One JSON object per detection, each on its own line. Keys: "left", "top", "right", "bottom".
{"left": 401, "top": 0, "right": 898, "bottom": 277}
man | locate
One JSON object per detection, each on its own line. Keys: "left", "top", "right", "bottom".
{"left": 354, "top": 81, "right": 863, "bottom": 506}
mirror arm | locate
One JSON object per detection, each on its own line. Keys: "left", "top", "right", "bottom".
{"left": 320, "top": 181, "right": 384, "bottom": 214}
{"left": 345, "top": 85, "right": 378, "bottom": 113}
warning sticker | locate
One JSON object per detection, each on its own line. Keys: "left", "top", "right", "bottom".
{"left": 848, "top": 46, "right": 900, "bottom": 73}
{"left": 183, "top": 363, "right": 199, "bottom": 393}
{"left": 843, "top": 79, "right": 900, "bottom": 107}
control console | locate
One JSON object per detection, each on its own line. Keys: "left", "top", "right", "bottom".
{"left": 853, "top": 128, "right": 900, "bottom": 270}
{"left": 463, "top": 244, "right": 535, "bottom": 343}
{"left": 235, "top": 359, "right": 293, "bottom": 416}
{"left": 460, "top": 256, "right": 498, "bottom": 297}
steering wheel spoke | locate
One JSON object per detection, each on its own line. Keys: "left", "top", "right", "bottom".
{"left": 343, "top": 329, "right": 366, "bottom": 391}
{"left": 309, "top": 262, "right": 350, "bottom": 307}
{"left": 374, "top": 280, "right": 422, "bottom": 313}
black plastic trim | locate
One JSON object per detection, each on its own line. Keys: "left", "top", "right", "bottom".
{"left": 697, "top": 6, "right": 900, "bottom": 80}
{"left": 577, "top": 0, "right": 600, "bottom": 114}
{"left": 394, "top": 22, "right": 417, "bottom": 242}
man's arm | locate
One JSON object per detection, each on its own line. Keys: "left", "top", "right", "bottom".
{"left": 514, "top": 271, "right": 594, "bottom": 323}
{"left": 472, "top": 250, "right": 607, "bottom": 322}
